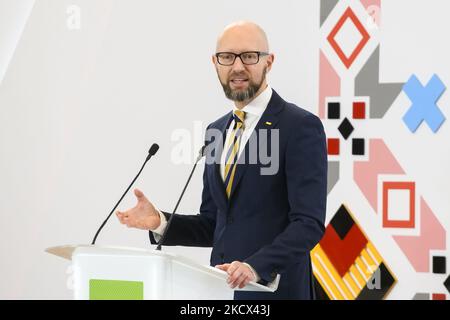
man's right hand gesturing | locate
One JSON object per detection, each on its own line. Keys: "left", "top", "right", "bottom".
{"left": 116, "top": 188, "right": 161, "bottom": 230}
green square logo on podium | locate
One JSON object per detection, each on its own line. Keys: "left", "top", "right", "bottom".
{"left": 89, "top": 279, "right": 144, "bottom": 300}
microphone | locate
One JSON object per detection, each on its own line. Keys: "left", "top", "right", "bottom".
{"left": 155, "top": 145, "right": 206, "bottom": 251}
{"left": 91, "top": 143, "right": 160, "bottom": 245}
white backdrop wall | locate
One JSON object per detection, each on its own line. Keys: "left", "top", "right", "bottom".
{"left": 0, "top": 0, "right": 448, "bottom": 299}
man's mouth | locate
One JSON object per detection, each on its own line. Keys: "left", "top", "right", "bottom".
{"left": 230, "top": 78, "right": 249, "bottom": 86}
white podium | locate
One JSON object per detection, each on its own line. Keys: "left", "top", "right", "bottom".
{"left": 46, "top": 245, "right": 278, "bottom": 300}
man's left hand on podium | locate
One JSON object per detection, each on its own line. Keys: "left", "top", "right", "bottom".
{"left": 215, "top": 261, "right": 257, "bottom": 289}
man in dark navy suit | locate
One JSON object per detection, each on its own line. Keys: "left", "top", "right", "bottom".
{"left": 116, "top": 21, "right": 327, "bottom": 299}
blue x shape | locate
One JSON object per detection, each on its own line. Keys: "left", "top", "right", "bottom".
{"left": 403, "top": 74, "right": 446, "bottom": 133}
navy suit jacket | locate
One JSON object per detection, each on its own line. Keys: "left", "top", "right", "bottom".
{"left": 150, "top": 90, "right": 327, "bottom": 299}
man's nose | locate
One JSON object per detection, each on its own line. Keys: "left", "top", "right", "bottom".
{"left": 231, "top": 56, "right": 246, "bottom": 72}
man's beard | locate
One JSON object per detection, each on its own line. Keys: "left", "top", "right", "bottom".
{"left": 220, "top": 68, "right": 266, "bottom": 102}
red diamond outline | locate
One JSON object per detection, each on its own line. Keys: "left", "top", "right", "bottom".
{"left": 327, "top": 7, "right": 371, "bottom": 69}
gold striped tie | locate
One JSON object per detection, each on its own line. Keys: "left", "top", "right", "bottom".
{"left": 224, "top": 110, "right": 246, "bottom": 198}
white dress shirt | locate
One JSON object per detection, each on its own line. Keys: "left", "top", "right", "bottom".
{"left": 220, "top": 85, "right": 272, "bottom": 180}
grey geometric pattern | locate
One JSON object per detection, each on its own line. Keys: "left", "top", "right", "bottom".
{"left": 327, "top": 161, "right": 339, "bottom": 194}
{"left": 320, "top": 0, "right": 339, "bottom": 27}
{"left": 412, "top": 293, "right": 430, "bottom": 300}
{"left": 355, "top": 46, "right": 404, "bottom": 119}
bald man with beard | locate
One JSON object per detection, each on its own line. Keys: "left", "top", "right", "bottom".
{"left": 117, "top": 21, "right": 327, "bottom": 300}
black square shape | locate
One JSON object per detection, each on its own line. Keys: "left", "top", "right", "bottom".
{"left": 352, "top": 138, "right": 365, "bottom": 155}
{"left": 328, "top": 102, "right": 340, "bottom": 119}
{"left": 433, "top": 256, "right": 446, "bottom": 274}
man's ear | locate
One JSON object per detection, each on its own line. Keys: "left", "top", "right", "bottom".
{"left": 266, "top": 53, "right": 275, "bottom": 73}
{"left": 212, "top": 54, "right": 217, "bottom": 65}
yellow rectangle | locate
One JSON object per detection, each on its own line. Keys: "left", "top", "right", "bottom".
{"left": 349, "top": 264, "right": 366, "bottom": 288}
{"left": 312, "top": 251, "right": 343, "bottom": 300}
{"left": 367, "top": 242, "right": 382, "bottom": 264}
{"left": 343, "top": 272, "right": 361, "bottom": 297}
{"left": 361, "top": 248, "right": 378, "bottom": 270}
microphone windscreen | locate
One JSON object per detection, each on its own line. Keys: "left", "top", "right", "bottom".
{"left": 199, "top": 145, "right": 206, "bottom": 157}
{"left": 149, "top": 143, "right": 159, "bottom": 156}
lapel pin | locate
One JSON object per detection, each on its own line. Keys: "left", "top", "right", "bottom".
{"left": 265, "top": 121, "right": 272, "bottom": 126}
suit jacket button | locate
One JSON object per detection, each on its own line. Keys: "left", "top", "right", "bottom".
{"left": 227, "top": 216, "right": 233, "bottom": 224}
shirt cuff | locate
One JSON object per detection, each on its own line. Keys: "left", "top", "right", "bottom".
{"left": 242, "top": 263, "right": 261, "bottom": 282}
{"left": 151, "top": 208, "right": 167, "bottom": 235}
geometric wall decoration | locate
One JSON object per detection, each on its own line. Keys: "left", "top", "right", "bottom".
{"left": 328, "top": 102, "right": 341, "bottom": 119}
{"left": 312, "top": 204, "right": 396, "bottom": 300}
{"left": 402, "top": 74, "right": 446, "bottom": 133}
{"left": 320, "top": 205, "right": 368, "bottom": 276}
{"left": 431, "top": 293, "right": 446, "bottom": 300}
{"left": 413, "top": 293, "right": 448, "bottom": 300}
{"left": 393, "top": 198, "right": 446, "bottom": 273}
{"left": 326, "top": 96, "right": 371, "bottom": 157}
{"left": 327, "top": 161, "right": 340, "bottom": 194}
{"left": 327, "top": 7, "right": 370, "bottom": 69}
{"left": 382, "top": 181, "right": 415, "bottom": 228}
{"left": 352, "top": 138, "right": 365, "bottom": 155}
{"left": 319, "top": 0, "right": 447, "bottom": 299}
{"left": 354, "top": 139, "right": 447, "bottom": 273}
{"left": 319, "top": 51, "right": 341, "bottom": 118}
{"left": 355, "top": 46, "right": 404, "bottom": 119}
{"left": 432, "top": 256, "right": 446, "bottom": 274}
{"left": 338, "top": 118, "right": 354, "bottom": 140}
{"left": 354, "top": 139, "right": 404, "bottom": 212}
{"left": 327, "top": 138, "right": 340, "bottom": 155}
{"left": 444, "top": 275, "right": 450, "bottom": 296}
{"left": 352, "top": 101, "right": 366, "bottom": 119}
{"left": 354, "top": 139, "right": 447, "bottom": 274}
{"left": 412, "top": 293, "right": 430, "bottom": 300}
{"left": 320, "top": 0, "right": 339, "bottom": 27}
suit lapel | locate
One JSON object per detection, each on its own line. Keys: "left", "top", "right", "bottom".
{"left": 228, "top": 90, "right": 284, "bottom": 200}
{"left": 210, "top": 112, "right": 232, "bottom": 210}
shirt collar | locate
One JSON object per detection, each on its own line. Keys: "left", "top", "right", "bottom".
{"left": 232, "top": 85, "right": 272, "bottom": 117}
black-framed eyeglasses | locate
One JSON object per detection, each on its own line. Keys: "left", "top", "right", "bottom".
{"left": 215, "top": 51, "right": 269, "bottom": 66}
